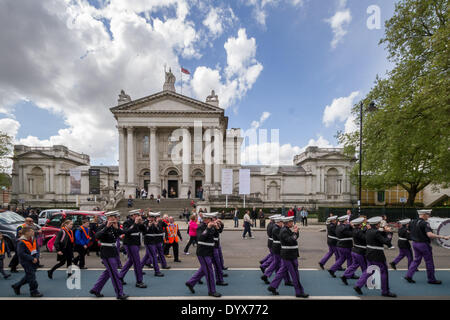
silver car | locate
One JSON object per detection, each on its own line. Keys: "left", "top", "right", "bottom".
{"left": 38, "top": 209, "right": 65, "bottom": 226}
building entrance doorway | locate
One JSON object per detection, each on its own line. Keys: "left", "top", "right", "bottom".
{"left": 168, "top": 180, "right": 178, "bottom": 198}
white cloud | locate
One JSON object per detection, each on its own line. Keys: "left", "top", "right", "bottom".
{"left": 202, "top": 7, "right": 236, "bottom": 38}
{"left": 0, "top": 118, "right": 20, "bottom": 138}
{"left": 245, "top": 0, "right": 305, "bottom": 27}
{"left": 251, "top": 111, "right": 271, "bottom": 129}
{"left": 322, "top": 91, "right": 360, "bottom": 127}
{"left": 326, "top": 1, "right": 352, "bottom": 49}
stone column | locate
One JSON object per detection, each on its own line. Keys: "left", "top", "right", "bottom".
{"left": 204, "top": 128, "right": 212, "bottom": 185}
{"left": 19, "top": 165, "right": 24, "bottom": 194}
{"left": 126, "top": 127, "right": 135, "bottom": 184}
{"left": 181, "top": 126, "right": 191, "bottom": 198}
{"left": 118, "top": 126, "right": 126, "bottom": 185}
{"left": 149, "top": 127, "right": 160, "bottom": 196}
{"left": 49, "top": 166, "right": 54, "bottom": 193}
{"left": 213, "top": 127, "right": 223, "bottom": 185}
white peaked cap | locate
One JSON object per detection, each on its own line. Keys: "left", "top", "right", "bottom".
{"left": 367, "top": 216, "right": 383, "bottom": 225}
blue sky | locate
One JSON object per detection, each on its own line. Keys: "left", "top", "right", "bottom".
{"left": 0, "top": 0, "right": 396, "bottom": 166}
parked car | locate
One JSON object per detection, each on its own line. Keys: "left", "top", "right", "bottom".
{"left": 38, "top": 209, "right": 65, "bottom": 226}
{"left": 41, "top": 210, "right": 106, "bottom": 250}
{"left": 0, "top": 210, "right": 39, "bottom": 251}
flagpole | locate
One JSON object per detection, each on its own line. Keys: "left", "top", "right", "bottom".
{"left": 180, "top": 67, "right": 182, "bottom": 95}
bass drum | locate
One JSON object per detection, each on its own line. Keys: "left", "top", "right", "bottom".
{"left": 428, "top": 217, "right": 450, "bottom": 249}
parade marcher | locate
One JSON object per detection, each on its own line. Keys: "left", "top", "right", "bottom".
{"left": 9, "top": 217, "right": 41, "bottom": 273}
{"left": 318, "top": 215, "right": 339, "bottom": 269}
{"left": 185, "top": 212, "right": 222, "bottom": 297}
{"left": 184, "top": 214, "right": 198, "bottom": 254}
{"left": 390, "top": 219, "right": 413, "bottom": 270}
{"left": 11, "top": 227, "right": 43, "bottom": 297}
{"left": 260, "top": 215, "right": 279, "bottom": 272}
{"left": 404, "top": 210, "right": 450, "bottom": 284}
{"left": 73, "top": 218, "right": 90, "bottom": 269}
{"left": 118, "top": 209, "right": 147, "bottom": 288}
{"left": 155, "top": 215, "right": 170, "bottom": 270}
{"left": 340, "top": 217, "right": 368, "bottom": 285}
{"left": 211, "top": 213, "right": 228, "bottom": 286}
{"left": 90, "top": 211, "right": 129, "bottom": 300}
{"left": 0, "top": 232, "right": 12, "bottom": 279}
{"left": 328, "top": 215, "right": 354, "bottom": 277}
{"left": 88, "top": 215, "right": 101, "bottom": 257}
{"left": 261, "top": 216, "right": 292, "bottom": 286}
{"left": 48, "top": 220, "right": 75, "bottom": 279}
{"left": 268, "top": 216, "right": 309, "bottom": 298}
{"left": 140, "top": 212, "right": 164, "bottom": 277}
{"left": 353, "top": 216, "right": 397, "bottom": 297}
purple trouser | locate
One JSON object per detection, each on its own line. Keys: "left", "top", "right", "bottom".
{"left": 115, "top": 238, "right": 122, "bottom": 268}
{"left": 156, "top": 242, "right": 168, "bottom": 268}
{"left": 119, "top": 245, "right": 143, "bottom": 283}
{"left": 343, "top": 252, "right": 367, "bottom": 278}
{"left": 355, "top": 260, "right": 390, "bottom": 295}
{"left": 264, "top": 254, "right": 290, "bottom": 283}
{"left": 187, "top": 256, "right": 216, "bottom": 294}
{"left": 218, "top": 245, "right": 225, "bottom": 269}
{"left": 261, "top": 248, "right": 274, "bottom": 269}
{"left": 270, "top": 259, "right": 305, "bottom": 296}
{"left": 141, "top": 244, "right": 160, "bottom": 273}
{"left": 211, "top": 248, "right": 224, "bottom": 282}
{"left": 392, "top": 248, "right": 413, "bottom": 268}
{"left": 330, "top": 247, "right": 353, "bottom": 272}
{"left": 406, "top": 242, "right": 436, "bottom": 281}
{"left": 319, "top": 245, "right": 339, "bottom": 266}
{"left": 92, "top": 257, "right": 123, "bottom": 297}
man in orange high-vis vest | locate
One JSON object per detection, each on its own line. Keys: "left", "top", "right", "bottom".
{"left": 164, "top": 217, "right": 183, "bottom": 262}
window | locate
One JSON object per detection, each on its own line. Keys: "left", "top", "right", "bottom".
{"left": 143, "top": 136, "right": 149, "bottom": 156}
{"left": 377, "top": 191, "right": 385, "bottom": 202}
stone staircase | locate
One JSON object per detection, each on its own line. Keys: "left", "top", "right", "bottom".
{"left": 115, "top": 198, "right": 194, "bottom": 220}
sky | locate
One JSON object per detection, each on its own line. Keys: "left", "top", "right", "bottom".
{"left": 0, "top": 0, "right": 396, "bottom": 167}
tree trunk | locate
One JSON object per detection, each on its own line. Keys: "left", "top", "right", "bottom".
{"left": 407, "top": 185, "right": 418, "bottom": 206}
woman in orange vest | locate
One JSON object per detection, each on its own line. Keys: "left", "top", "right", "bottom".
{"left": 164, "top": 217, "right": 183, "bottom": 262}
{"left": 0, "top": 232, "right": 12, "bottom": 279}
{"left": 48, "top": 220, "right": 75, "bottom": 279}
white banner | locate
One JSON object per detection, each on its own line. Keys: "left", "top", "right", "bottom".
{"left": 69, "top": 168, "right": 81, "bottom": 195}
{"left": 221, "top": 169, "right": 233, "bottom": 195}
{"left": 239, "top": 169, "right": 250, "bottom": 195}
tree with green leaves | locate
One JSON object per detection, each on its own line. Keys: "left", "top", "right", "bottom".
{"left": 0, "top": 131, "right": 13, "bottom": 188}
{"left": 338, "top": 0, "right": 450, "bottom": 206}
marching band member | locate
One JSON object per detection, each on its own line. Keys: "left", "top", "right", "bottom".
{"left": 328, "top": 215, "right": 354, "bottom": 277}
{"left": 73, "top": 218, "right": 90, "bottom": 269}
{"left": 118, "top": 209, "right": 147, "bottom": 288}
{"left": 268, "top": 216, "right": 309, "bottom": 298}
{"left": 90, "top": 211, "right": 128, "bottom": 300}
{"left": 318, "top": 215, "right": 339, "bottom": 270}
{"left": 390, "top": 219, "right": 413, "bottom": 270}
{"left": 340, "top": 217, "right": 368, "bottom": 285}
{"left": 48, "top": 220, "right": 75, "bottom": 279}
{"left": 141, "top": 212, "right": 165, "bottom": 277}
{"left": 211, "top": 213, "right": 228, "bottom": 286}
{"left": 155, "top": 215, "right": 171, "bottom": 270}
{"left": 260, "top": 215, "right": 279, "bottom": 272}
{"left": 404, "top": 210, "right": 450, "bottom": 284}
{"left": 353, "top": 216, "right": 396, "bottom": 298}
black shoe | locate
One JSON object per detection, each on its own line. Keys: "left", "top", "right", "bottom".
{"left": 186, "top": 282, "right": 195, "bottom": 293}
{"left": 261, "top": 275, "right": 270, "bottom": 284}
{"left": 222, "top": 267, "right": 228, "bottom": 270}
{"left": 142, "top": 271, "right": 146, "bottom": 275}
{"left": 120, "top": 278, "right": 127, "bottom": 285}
{"left": 428, "top": 280, "right": 442, "bottom": 285}
{"left": 80, "top": 267, "right": 88, "bottom": 270}
{"left": 89, "top": 290, "right": 104, "bottom": 298}
{"left": 340, "top": 276, "right": 348, "bottom": 286}
{"left": 284, "top": 281, "right": 294, "bottom": 287}
{"left": 162, "top": 266, "right": 171, "bottom": 269}
{"left": 319, "top": 263, "right": 324, "bottom": 270}
{"left": 174, "top": 260, "right": 182, "bottom": 263}
{"left": 382, "top": 292, "right": 397, "bottom": 298}
{"left": 328, "top": 270, "right": 336, "bottom": 278}
{"left": 4, "top": 274, "right": 11, "bottom": 279}
{"left": 208, "top": 292, "right": 221, "bottom": 298}
{"left": 38, "top": 264, "right": 44, "bottom": 268}
{"left": 30, "top": 292, "right": 43, "bottom": 298}
{"left": 259, "top": 260, "right": 264, "bottom": 264}
{"left": 117, "top": 294, "right": 129, "bottom": 300}
{"left": 222, "top": 273, "right": 228, "bottom": 277}
{"left": 260, "top": 266, "right": 265, "bottom": 273}
{"left": 155, "top": 272, "right": 164, "bottom": 277}
{"left": 198, "top": 280, "right": 204, "bottom": 284}
{"left": 216, "top": 281, "right": 228, "bottom": 286}
{"left": 47, "top": 270, "right": 53, "bottom": 279}
{"left": 390, "top": 262, "right": 397, "bottom": 270}
{"left": 404, "top": 277, "right": 415, "bottom": 283}
{"left": 268, "top": 286, "right": 279, "bottom": 296}
{"left": 350, "top": 275, "right": 359, "bottom": 280}
{"left": 296, "top": 293, "right": 309, "bottom": 298}
{"left": 10, "top": 269, "right": 18, "bottom": 273}
{"left": 135, "top": 282, "right": 147, "bottom": 288}
{"left": 353, "top": 286, "right": 363, "bottom": 295}
{"left": 11, "top": 285, "right": 20, "bottom": 295}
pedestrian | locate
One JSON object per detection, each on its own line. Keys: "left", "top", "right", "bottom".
{"left": 260, "top": 215, "right": 279, "bottom": 272}
{"left": 184, "top": 214, "right": 198, "bottom": 254}
{"left": 318, "top": 216, "right": 340, "bottom": 269}
{"left": 155, "top": 215, "right": 171, "bottom": 270}
{"left": 73, "top": 218, "right": 90, "bottom": 269}
{"left": 162, "top": 188, "right": 167, "bottom": 199}
{"left": 11, "top": 227, "right": 43, "bottom": 297}
{"left": 268, "top": 216, "right": 309, "bottom": 298}
{"left": 10, "top": 217, "right": 42, "bottom": 272}
{"left": 185, "top": 212, "right": 222, "bottom": 298}
{"left": 164, "top": 216, "right": 182, "bottom": 262}
{"left": 328, "top": 215, "right": 354, "bottom": 277}
{"left": 233, "top": 208, "right": 239, "bottom": 228}
{"left": 0, "top": 232, "right": 12, "bottom": 279}
{"left": 404, "top": 210, "right": 450, "bottom": 284}
{"left": 390, "top": 219, "right": 413, "bottom": 270}
{"left": 29, "top": 210, "right": 38, "bottom": 224}
{"left": 353, "top": 216, "right": 397, "bottom": 297}
{"left": 90, "top": 211, "right": 128, "bottom": 300}
{"left": 118, "top": 209, "right": 147, "bottom": 288}
{"left": 141, "top": 212, "right": 164, "bottom": 277}
{"left": 243, "top": 210, "right": 254, "bottom": 239}
{"left": 258, "top": 209, "right": 265, "bottom": 228}
{"left": 300, "top": 208, "right": 308, "bottom": 227}
{"left": 188, "top": 188, "right": 191, "bottom": 199}
{"left": 127, "top": 195, "right": 133, "bottom": 208}
{"left": 251, "top": 207, "right": 257, "bottom": 227}
{"left": 48, "top": 220, "right": 75, "bottom": 279}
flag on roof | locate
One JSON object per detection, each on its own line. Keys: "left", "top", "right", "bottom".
{"left": 181, "top": 67, "right": 190, "bottom": 75}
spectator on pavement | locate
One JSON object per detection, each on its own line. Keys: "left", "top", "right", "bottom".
{"left": 243, "top": 210, "right": 254, "bottom": 239}
{"left": 233, "top": 208, "right": 239, "bottom": 228}
{"left": 300, "top": 208, "right": 308, "bottom": 226}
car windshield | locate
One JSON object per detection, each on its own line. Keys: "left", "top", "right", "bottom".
{"left": 0, "top": 211, "right": 25, "bottom": 224}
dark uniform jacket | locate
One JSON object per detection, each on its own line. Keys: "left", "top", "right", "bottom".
{"left": 157, "top": 220, "right": 168, "bottom": 243}
{"left": 326, "top": 223, "right": 338, "bottom": 246}
{"left": 54, "top": 228, "right": 74, "bottom": 253}
{"left": 196, "top": 222, "right": 215, "bottom": 257}
{"left": 409, "top": 218, "right": 432, "bottom": 244}
{"left": 143, "top": 221, "right": 164, "bottom": 245}
{"left": 267, "top": 221, "right": 274, "bottom": 249}
{"left": 397, "top": 226, "right": 412, "bottom": 249}
{"left": 17, "top": 237, "right": 40, "bottom": 271}
{"left": 280, "top": 226, "right": 299, "bottom": 260}
{"left": 213, "top": 221, "right": 224, "bottom": 248}
{"left": 365, "top": 228, "right": 392, "bottom": 262}
{"left": 95, "top": 223, "right": 124, "bottom": 259}
{"left": 351, "top": 228, "right": 367, "bottom": 255}
{"left": 271, "top": 224, "right": 282, "bottom": 255}
{"left": 336, "top": 224, "right": 353, "bottom": 248}
{"left": 122, "top": 219, "right": 145, "bottom": 246}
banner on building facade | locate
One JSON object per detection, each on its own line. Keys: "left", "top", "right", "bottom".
{"left": 69, "top": 168, "right": 81, "bottom": 195}
{"left": 239, "top": 169, "right": 250, "bottom": 195}
{"left": 89, "top": 168, "right": 101, "bottom": 195}
{"left": 221, "top": 169, "right": 233, "bottom": 195}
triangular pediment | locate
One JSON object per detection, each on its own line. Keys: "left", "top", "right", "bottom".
{"left": 16, "top": 151, "right": 55, "bottom": 159}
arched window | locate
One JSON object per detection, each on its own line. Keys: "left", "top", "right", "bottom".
{"left": 168, "top": 170, "right": 178, "bottom": 176}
